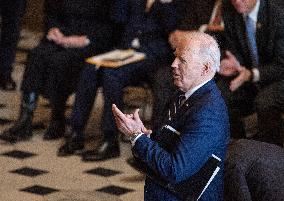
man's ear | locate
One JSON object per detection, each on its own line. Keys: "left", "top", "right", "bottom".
{"left": 201, "top": 62, "right": 211, "bottom": 76}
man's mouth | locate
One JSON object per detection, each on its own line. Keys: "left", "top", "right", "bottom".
{"left": 172, "top": 72, "right": 180, "bottom": 79}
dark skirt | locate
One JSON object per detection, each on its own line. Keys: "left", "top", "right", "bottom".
{"left": 21, "top": 39, "right": 95, "bottom": 102}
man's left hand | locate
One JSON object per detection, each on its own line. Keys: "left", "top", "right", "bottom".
{"left": 112, "top": 104, "right": 151, "bottom": 137}
{"left": 230, "top": 66, "right": 252, "bottom": 91}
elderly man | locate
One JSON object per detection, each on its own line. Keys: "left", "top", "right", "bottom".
{"left": 218, "top": 0, "right": 284, "bottom": 146}
{"left": 113, "top": 32, "right": 229, "bottom": 201}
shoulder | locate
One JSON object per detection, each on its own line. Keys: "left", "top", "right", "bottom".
{"left": 186, "top": 82, "right": 229, "bottom": 128}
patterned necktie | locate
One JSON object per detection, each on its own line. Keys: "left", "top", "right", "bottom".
{"left": 245, "top": 16, "right": 259, "bottom": 67}
{"left": 168, "top": 93, "right": 186, "bottom": 120}
{"left": 177, "top": 94, "right": 186, "bottom": 108}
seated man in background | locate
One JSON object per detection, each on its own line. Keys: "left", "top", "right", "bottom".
{"left": 79, "top": 0, "right": 179, "bottom": 162}
{"left": 113, "top": 31, "right": 230, "bottom": 201}
{"left": 218, "top": 0, "right": 284, "bottom": 146}
{"left": 0, "top": 0, "right": 26, "bottom": 90}
{"left": 1, "top": 0, "right": 116, "bottom": 143}
{"left": 56, "top": 0, "right": 132, "bottom": 157}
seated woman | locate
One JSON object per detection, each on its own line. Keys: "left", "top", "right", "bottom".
{"left": 1, "top": 0, "right": 115, "bottom": 143}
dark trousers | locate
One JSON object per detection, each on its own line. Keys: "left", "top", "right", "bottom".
{"left": 151, "top": 65, "right": 176, "bottom": 130}
{"left": 218, "top": 78, "right": 284, "bottom": 146}
{"left": 21, "top": 40, "right": 93, "bottom": 103}
{"left": 70, "top": 64, "right": 100, "bottom": 134}
{"left": 0, "top": 0, "right": 26, "bottom": 78}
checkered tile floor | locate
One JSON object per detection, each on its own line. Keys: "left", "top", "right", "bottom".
{"left": 0, "top": 29, "right": 145, "bottom": 201}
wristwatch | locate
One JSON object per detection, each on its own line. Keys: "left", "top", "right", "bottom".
{"left": 129, "top": 131, "right": 143, "bottom": 142}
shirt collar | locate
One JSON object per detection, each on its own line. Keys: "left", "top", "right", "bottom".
{"left": 245, "top": 0, "right": 260, "bottom": 22}
{"left": 184, "top": 78, "right": 212, "bottom": 100}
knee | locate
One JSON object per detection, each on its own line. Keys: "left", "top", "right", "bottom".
{"left": 81, "top": 65, "right": 98, "bottom": 80}
{"left": 255, "top": 92, "right": 273, "bottom": 111}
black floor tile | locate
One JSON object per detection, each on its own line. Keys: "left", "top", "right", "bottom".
{"left": 0, "top": 103, "right": 6, "bottom": 108}
{"left": 1, "top": 150, "right": 36, "bottom": 159}
{"left": 0, "top": 118, "right": 13, "bottom": 125}
{"left": 32, "top": 122, "right": 46, "bottom": 130}
{"left": 96, "top": 185, "right": 134, "bottom": 196}
{"left": 10, "top": 167, "right": 48, "bottom": 177}
{"left": 84, "top": 167, "right": 122, "bottom": 177}
{"left": 20, "top": 185, "right": 59, "bottom": 196}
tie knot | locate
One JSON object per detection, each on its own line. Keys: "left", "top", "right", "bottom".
{"left": 177, "top": 94, "right": 186, "bottom": 107}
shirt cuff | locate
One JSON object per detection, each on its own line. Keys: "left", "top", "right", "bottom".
{"left": 131, "top": 133, "right": 144, "bottom": 146}
{"left": 251, "top": 68, "right": 260, "bottom": 82}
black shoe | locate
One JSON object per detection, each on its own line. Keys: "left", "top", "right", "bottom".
{"left": 0, "top": 92, "right": 37, "bottom": 143}
{"left": 57, "top": 129, "right": 84, "bottom": 157}
{"left": 43, "top": 120, "right": 65, "bottom": 140}
{"left": 0, "top": 125, "right": 32, "bottom": 143}
{"left": 0, "top": 77, "right": 16, "bottom": 91}
{"left": 82, "top": 140, "right": 120, "bottom": 162}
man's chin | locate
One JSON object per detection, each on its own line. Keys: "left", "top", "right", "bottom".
{"left": 173, "top": 80, "right": 182, "bottom": 88}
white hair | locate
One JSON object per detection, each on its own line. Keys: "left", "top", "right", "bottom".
{"left": 185, "top": 31, "right": 221, "bottom": 73}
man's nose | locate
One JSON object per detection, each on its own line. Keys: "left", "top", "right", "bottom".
{"left": 171, "top": 58, "right": 178, "bottom": 68}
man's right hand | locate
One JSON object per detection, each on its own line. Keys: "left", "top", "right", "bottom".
{"left": 219, "top": 50, "right": 240, "bottom": 76}
{"left": 47, "top": 27, "right": 64, "bottom": 43}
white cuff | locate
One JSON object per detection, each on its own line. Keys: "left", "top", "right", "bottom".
{"left": 131, "top": 133, "right": 144, "bottom": 146}
{"left": 131, "top": 38, "right": 140, "bottom": 49}
{"left": 251, "top": 68, "right": 260, "bottom": 82}
{"left": 85, "top": 38, "right": 90, "bottom": 46}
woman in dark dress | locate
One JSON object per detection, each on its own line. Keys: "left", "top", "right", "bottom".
{"left": 1, "top": 0, "right": 115, "bottom": 143}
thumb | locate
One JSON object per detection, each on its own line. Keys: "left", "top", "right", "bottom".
{"left": 133, "top": 108, "right": 140, "bottom": 120}
{"left": 225, "top": 50, "right": 234, "bottom": 58}
{"left": 144, "top": 129, "right": 153, "bottom": 135}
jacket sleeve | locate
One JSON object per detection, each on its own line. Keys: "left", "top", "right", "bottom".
{"left": 132, "top": 103, "right": 229, "bottom": 184}
{"left": 222, "top": 0, "right": 243, "bottom": 62}
{"left": 258, "top": 8, "right": 284, "bottom": 84}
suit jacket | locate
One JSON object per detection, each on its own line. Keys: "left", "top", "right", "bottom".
{"left": 133, "top": 80, "right": 230, "bottom": 201}
{"left": 43, "top": 0, "right": 117, "bottom": 53}
{"left": 119, "top": 0, "right": 178, "bottom": 61}
{"left": 176, "top": 0, "right": 216, "bottom": 30}
{"left": 222, "top": 0, "right": 284, "bottom": 87}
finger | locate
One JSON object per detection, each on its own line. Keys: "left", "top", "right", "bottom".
{"left": 225, "top": 50, "right": 234, "bottom": 58}
{"left": 142, "top": 127, "right": 152, "bottom": 135}
{"left": 133, "top": 108, "right": 140, "bottom": 121}
{"left": 112, "top": 104, "right": 127, "bottom": 121}
{"left": 126, "top": 114, "right": 133, "bottom": 119}
{"left": 229, "top": 76, "right": 241, "bottom": 92}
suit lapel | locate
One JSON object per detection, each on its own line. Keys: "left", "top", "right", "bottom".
{"left": 234, "top": 12, "right": 251, "bottom": 65}
{"left": 167, "top": 80, "right": 215, "bottom": 127}
{"left": 256, "top": 0, "right": 270, "bottom": 63}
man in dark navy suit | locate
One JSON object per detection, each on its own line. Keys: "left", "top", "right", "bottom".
{"left": 113, "top": 32, "right": 230, "bottom": 201}
{"left": 0, "top": 0, "right": 26, "bottom": 90}
{"left": 218, "top": 0, "right": 284, "bottom": 146}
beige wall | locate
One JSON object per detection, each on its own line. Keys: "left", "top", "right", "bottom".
{"left": 22, "top": 0, "right": 44, "bottom": 32}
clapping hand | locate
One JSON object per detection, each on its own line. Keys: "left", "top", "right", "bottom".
{"left": 219, "top": 51, "right": 240, "bottom": 76}
{"left": 229, "top": 66, "right": 252, "bottom": 91}
{"left": 112, "top": 104, "right": 152, "bottom": 137}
